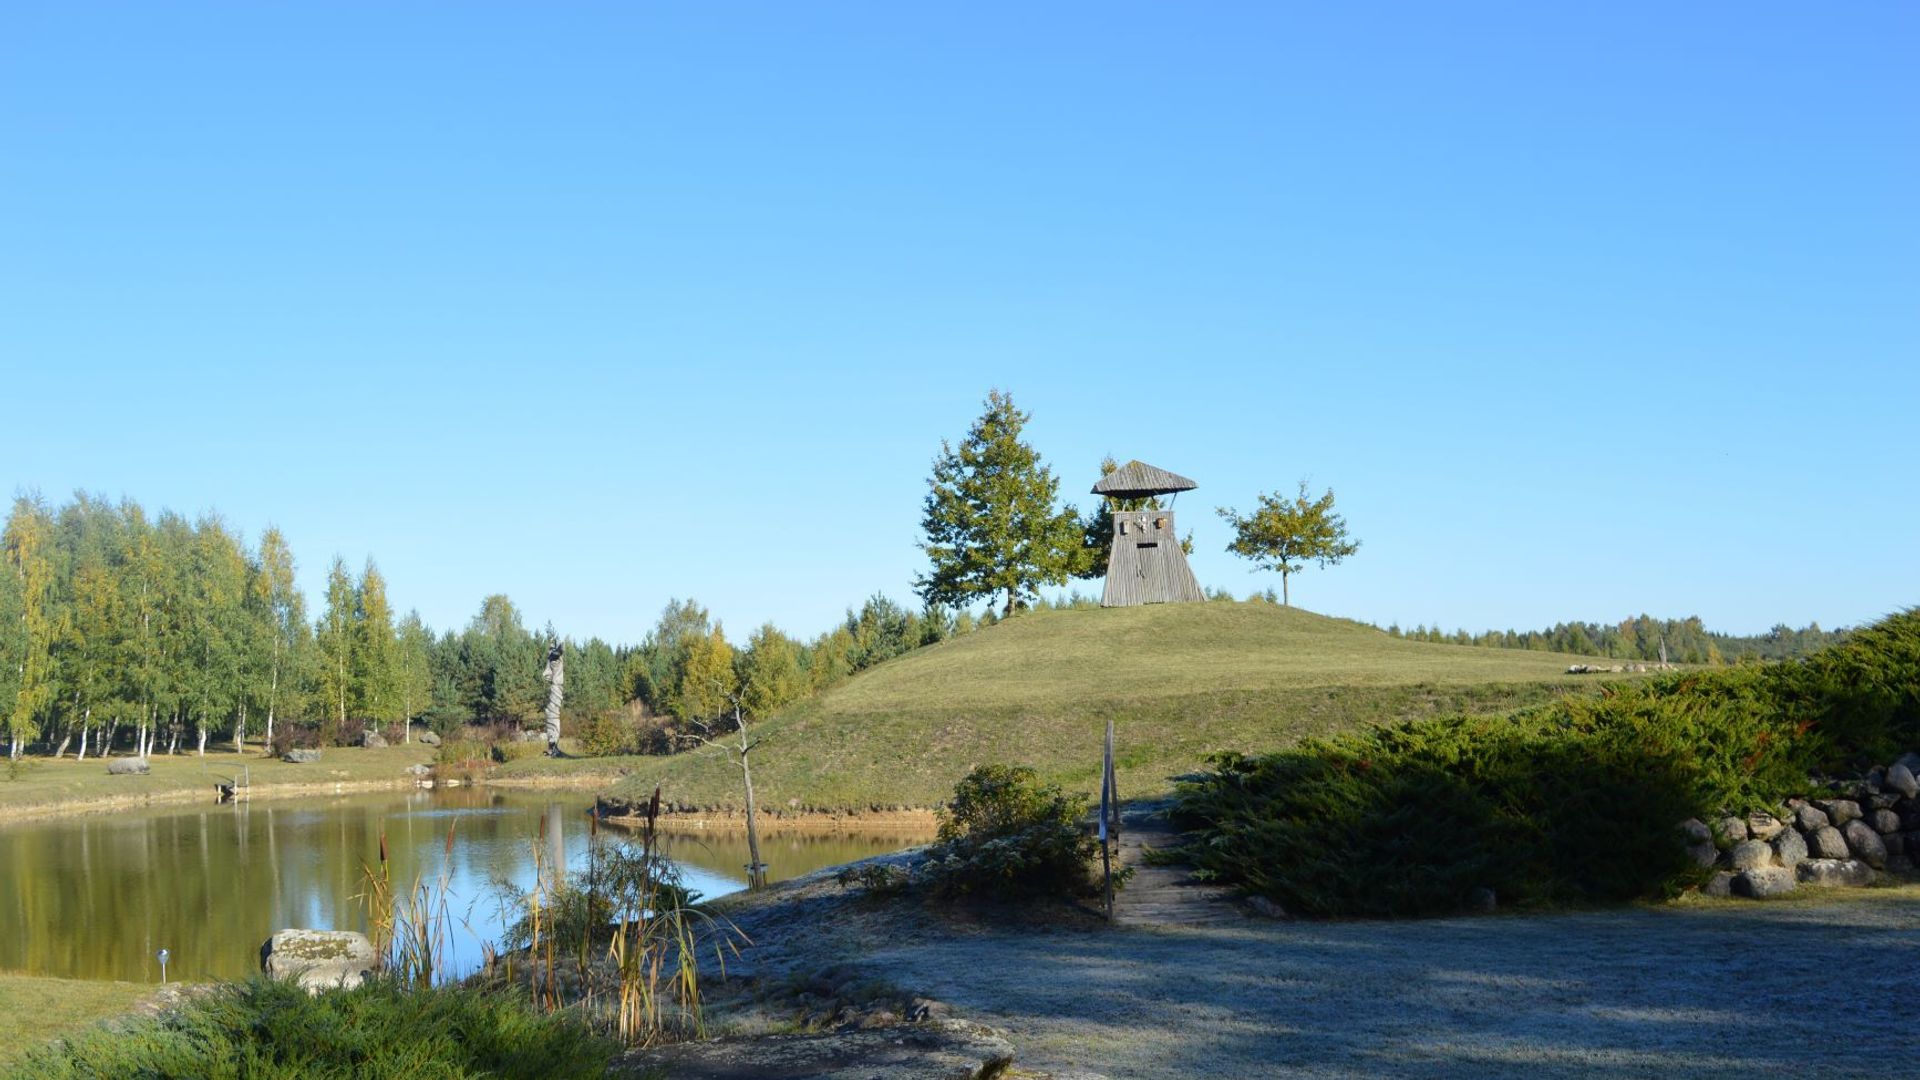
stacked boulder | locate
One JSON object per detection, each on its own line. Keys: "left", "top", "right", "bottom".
{"left": 1690, "top": 753, "right": 1920, "bottom": 900}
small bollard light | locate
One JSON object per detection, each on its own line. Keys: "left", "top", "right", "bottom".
{"left": 157, "top": 948, "right": 170, "bottom": 985}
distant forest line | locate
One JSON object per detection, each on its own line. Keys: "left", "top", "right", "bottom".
{"left": 0, "top": 492, "right": 1852, "bottom": 758}
{"left": 1378, "top": 615, "right": 1848, "bottom": 665}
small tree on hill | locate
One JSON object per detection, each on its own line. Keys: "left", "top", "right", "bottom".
{"left": 916, "top": 390, "right": 1085, "bottom": 617}
{"left": 1217, "top": 481, "right": 1359, "bottom": 606}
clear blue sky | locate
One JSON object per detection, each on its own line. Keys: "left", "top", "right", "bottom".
{"left": 2, "top": 3, "right": 1914, "bottom": 644}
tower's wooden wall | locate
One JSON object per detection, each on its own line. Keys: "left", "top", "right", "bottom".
{"left": 1101, "top": 509, "right": 1205, "bottom": 607}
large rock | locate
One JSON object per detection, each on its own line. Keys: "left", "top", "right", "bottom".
{"left": 1727, "top": 839, "right": 1774, "bottom": 871}
{"left": 1716, "top": 816, "right": 1749, "bottom": 843}
{"left": 1792, "top": 803, "right": 1830, "bottom": 833}
{"left": 1679, "top": 819, "right": 1717, "bottom": 867}
{"left": 1843, "top": 820, "right": 1888, "bottom": 869}
{"left": 1701, "top": 871, "right": 1736, "bottom": 898}
{"left": 616, "top": 1020, "right": 1017, "bottom": 1080}
{"left": 1796, "top": 859, "right": 1877, "bottom": 887}
{"left": 1886, "top": 763, "right": 1920, "bottom": 800}
{"left": 1731, "top": 867, "right": 1796, "bottom": 899}
{"left": 414, "top": 728, "right": 442, "bottom": 747}
{"left": 105, "top": 757, "right": 151, "bottom": 776}
{"left": 1870, "top": 809, "right": 1902, "bottom": 835}
{"left": 260, "top": 929, "right": 376, "bottom": 992}
{"left": 1809, "top": 825, "right": 1850, "bottom": 860}
{"left": 360, "top": 730, "right": 388, "bottom": 749}
{"left": 1816, "top": 799, "right": 1863, "bottom": 827}
{"left": 1771, "top": 828, "right": 1808, "bottom": 870}
{"left": 1745, "top": 813, "right": 1786, "bottom": 841}
{"left": 282, "top": 748, "right": 322, "bottom": 764}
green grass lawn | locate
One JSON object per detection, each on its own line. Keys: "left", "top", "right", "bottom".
{"left": 502, "top": 602, "right": 1634, "bottom": 810}
{"left": 0, "top": 974, "right": 150, "bottom": 1065}
{"left": 0, "top": 744, "right": 435, "bottom": 821}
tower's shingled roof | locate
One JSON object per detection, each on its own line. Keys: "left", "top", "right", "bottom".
{"left": 1091, "top": 460, "right": 1198, "bottom": 499}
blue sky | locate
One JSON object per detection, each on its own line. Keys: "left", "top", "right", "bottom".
{"left": 2, "top": 3, "right": 1914, "bottom": 643}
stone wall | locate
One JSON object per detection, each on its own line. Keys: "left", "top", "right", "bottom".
{"left": 1686, "top": 752, "right": 1920, "bottom": 899}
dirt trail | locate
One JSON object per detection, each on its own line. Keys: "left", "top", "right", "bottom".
{"left": 716, "top": 858, "right": 1920, "bottom": 1079}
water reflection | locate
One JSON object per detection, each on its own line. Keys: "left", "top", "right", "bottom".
{"left": 0, "top": 788, "right": 928, "bottom": 983}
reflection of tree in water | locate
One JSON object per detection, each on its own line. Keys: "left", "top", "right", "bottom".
{"left": 0, "top": 791, "right": 923, "bottom": 982}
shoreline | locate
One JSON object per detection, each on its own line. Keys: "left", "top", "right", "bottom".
{"left": 0, "top": 760, "right": 944, "bottom": 832}
{"left": 0, "top": 774, "right": 426, "bottom": 827}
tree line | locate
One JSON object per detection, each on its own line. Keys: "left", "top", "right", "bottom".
{"left": 0, "top": 492, "right": 988, "bottom": 760}
{"left": 1380, "top": 614, "right": 1848, "bottom": 664}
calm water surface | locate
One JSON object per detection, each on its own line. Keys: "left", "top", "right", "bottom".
{"left": 0, "top": 788, "right": 928, "bottom": 982}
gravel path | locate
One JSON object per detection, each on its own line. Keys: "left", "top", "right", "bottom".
{"left": 718, "top": 874, "right": 1920, "bottom": 1079}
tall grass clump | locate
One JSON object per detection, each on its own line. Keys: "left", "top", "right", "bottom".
{"left": 1174, "top": 609, "right": 1920, "bottom": 917}
{"left": 6, "top": 977, "right": 618, "bottom": 1080}
{"left": 487, "top": 788, "right": 741, "bottom": 1046}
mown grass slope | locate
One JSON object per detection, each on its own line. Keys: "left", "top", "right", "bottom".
{"left": 529, "top": 602, "right": 1625, "bottom": 810}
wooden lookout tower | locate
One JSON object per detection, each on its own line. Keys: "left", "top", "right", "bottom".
{"left": 1094, "top": 460, "right": 1205, "bottom": 607}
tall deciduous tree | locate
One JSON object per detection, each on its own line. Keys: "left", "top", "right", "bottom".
{"left": 3, "top": 497, "right": 58, "bottom": 759}
{"left": 1216, "top": 480, "right": 1360, "bottom": 606}
{"left": 915, "top": 390, "right": 1084, "bottom": 617}
{"left": 316, "top": 557, "right": 356, "bottom": 742}
{"left": 253, "top": 526, "right": 307, "bottom": 755}
{"left": 353, "top": 560, "right": 399, "bottom": 730}
{"left": 739, "top": 622, "right": 805, "bottom": 720}
{"left": 396, "top": 611, "right": 435, "bottom": 739}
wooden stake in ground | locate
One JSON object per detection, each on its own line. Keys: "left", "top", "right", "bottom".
{"left": 541, "top": 642, "right": 564, "bottom": 756}
{"left": 1100, "top": 718, "right": 1117, "bottom": 921}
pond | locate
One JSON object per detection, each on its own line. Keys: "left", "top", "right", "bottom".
{"left": 0, "top": 788, "right": 930, "bottom": 983}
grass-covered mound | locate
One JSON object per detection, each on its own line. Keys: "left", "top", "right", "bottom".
{"left": 6, "top": 977, "right": 618, "bottom": 1080}
{"left": 512, "top": 603, "right": 1616, "bottom": 810}
{"left": 1173, "top": 608, "right": 1920, "bottom": 917}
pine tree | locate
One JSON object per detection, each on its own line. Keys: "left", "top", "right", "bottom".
{"left": 915, "top": 390, "right": 1084, "bottom": 617}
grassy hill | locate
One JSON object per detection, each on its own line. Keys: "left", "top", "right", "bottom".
{"left": 514, "top": 602, "right": 1630, "bottom": 811}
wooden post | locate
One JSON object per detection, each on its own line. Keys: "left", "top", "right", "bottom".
{"left": 1100, "top": 719, "right": 1116, "bottom": 921}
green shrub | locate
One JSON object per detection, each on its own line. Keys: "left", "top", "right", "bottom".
{"left": 923, "top": 764, "right": 1101, "bottom": 900}
{"left": 9, "top": 976, "right": 617, "bottom": 1080}
{"left": 1172, "top": 609, "right": 1920, "bottom": 917}
{"left": 575, "top": 711, "right": 636, "bottom": 757}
